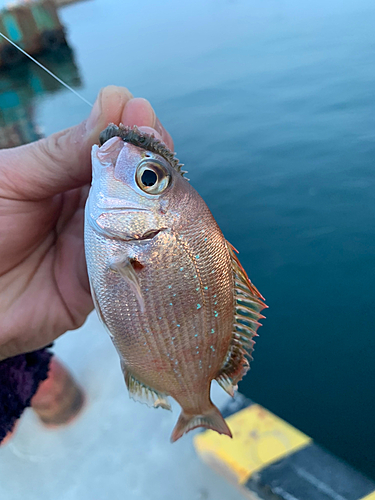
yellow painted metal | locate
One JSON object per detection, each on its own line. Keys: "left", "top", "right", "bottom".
{"left": 194, "top": 403, "right": 311, "bottom": 484}
{"left": 360, "top": 492, "right": 375, "bottom": 500}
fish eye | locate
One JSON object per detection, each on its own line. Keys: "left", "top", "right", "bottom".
{"left": 136, "top": 160, "right": 170, "bottom": 195}
{"left": 141, "top": 169, "right": 157, "bottom": 187}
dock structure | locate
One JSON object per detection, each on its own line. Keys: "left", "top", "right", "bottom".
{"left": 194, "top": 393, "right": 375, "bottom": 500}
{"left": 53, "top": 0, "right": 90, "bottom": 6}
{"left": 0, "top": 44, "right": 82, "bottom": 148}
{"left": 0, "top": 0, "right": 67, "bottom": 67}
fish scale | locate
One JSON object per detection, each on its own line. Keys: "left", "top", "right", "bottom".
{"left": 85, "top": 125, "right": 267, "bottom": 441}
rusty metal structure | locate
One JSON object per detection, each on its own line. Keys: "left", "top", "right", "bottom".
{"left": 0, "top": 0, "right": 67, "bottom": 67}
{"left": 0, "top": 44, "right": 82, "bottom": 148}
{"left": 0, "top": 0, "right": 84, "bottom": 149}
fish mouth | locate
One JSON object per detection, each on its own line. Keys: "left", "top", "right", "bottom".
{"left": 134, "top": 228, "right": 166, "bottom": 241}
{"left": 88, "top": 209, "right": 167, "bottom": 241}
{"left": 112, "top": 227, "right": 166, "bottom": 243}
{"left": 100, "top": 206, "right": 149, "bottom": 212}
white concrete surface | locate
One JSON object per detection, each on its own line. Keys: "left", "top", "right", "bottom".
{"left": 0, "top": 313, "right": 243, "bottom": 500}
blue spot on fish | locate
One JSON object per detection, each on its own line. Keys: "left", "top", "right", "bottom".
{"left": 180, "top": 267, "right": 184, "bottom": 271}
{"left": 211, "top": 329, "right": 215, "bottom": 334}
{"left": 194, "top": 333, "right": 198, "bottom": 337}
{"left": 168, "top": 285, "right": 172, "bottom": 289}
{"left": 210, "top": 346, "right": 215, "bottom": 352}
{"left": 195, "top": 255, "right": 200, "bottom": 260}
{"left": 197, "top": 304, "right": 201, "bottom": 310}
{"left": 204, "top": 286, "right": 208, "bottom": 290}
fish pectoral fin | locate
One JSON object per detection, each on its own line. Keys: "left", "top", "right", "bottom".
{"left": 170, "top": 403, "right": 232, "bottom": 442}
{"left": 123, "top": 365, "right": 171, "bottom": 411}
{"left": 110, "top": 257, "right": 145, "bottom": 313}
{"left": 216, "top": 242, "right": 268, "bottom": 396}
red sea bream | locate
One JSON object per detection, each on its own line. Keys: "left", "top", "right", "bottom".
{"left": 84, "top": 125, "right": 266, "bottom": 442}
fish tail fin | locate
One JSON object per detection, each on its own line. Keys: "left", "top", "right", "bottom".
{"left": 170, "top": 404, "right": 232, "bottom": 443}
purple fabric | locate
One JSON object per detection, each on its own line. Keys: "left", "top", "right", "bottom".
{"left": 0, "top": 348, "right": 53, "bottom": 443}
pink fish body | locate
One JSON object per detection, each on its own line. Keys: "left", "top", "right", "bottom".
{"left": 84, "top": 125, "right": 266, "bottom": 441}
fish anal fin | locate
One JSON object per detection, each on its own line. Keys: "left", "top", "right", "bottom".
{"left": 110, "top": 256, "right": 145, "bottom": 312}
{"left": 170, "top": 403, "right": 232, "bottom": 442}
{"left": 216, "top": 373, "right": 238, "bottom": 397}
{"left": 216, "top": 346, "right": 250, "bottom": 396}
{"left": 154, "top": 398, "right": 171, "bottom": 410}
{"left": 122, "top": 364, "right": 171, "bottom": 411}
{"left": 216, "top": 242, "right": 267, "bottom": 396}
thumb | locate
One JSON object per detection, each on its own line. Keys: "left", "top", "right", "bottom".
{"left": 0, "top": 86, "right": 133, "bottom": 200}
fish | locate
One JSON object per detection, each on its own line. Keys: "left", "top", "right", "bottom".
{"left": 84, "top": 124, "right": 267, "bottom": 442}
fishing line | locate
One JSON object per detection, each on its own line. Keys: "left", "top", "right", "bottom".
{"left": 0, "top": 32, "right": 93, "bottom": 108}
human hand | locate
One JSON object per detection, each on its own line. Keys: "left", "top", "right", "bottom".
{"left": 0, "top": 86, "right": 173, "bottom": 361}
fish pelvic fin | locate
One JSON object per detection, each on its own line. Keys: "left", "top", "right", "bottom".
{"left": 216, "top": 242, "right": 268, "bottom": 396}
{"left": 170, "top": 404, "right": 232, "bottom": 443}
{"left": 123, "top": 365, "right": 171, "bottom": 411}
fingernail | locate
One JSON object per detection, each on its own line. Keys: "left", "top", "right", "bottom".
{"left": 153, "top": 115, "right": 174, "bottom": 150}
{"left": 86, "top": 89, "right": 103, "bottom": 133}
{"left": 138, "top": 126, "right": 164, "bottom": 142}
{"left": 154, "top": 116, "right": 165, "bottom": 137}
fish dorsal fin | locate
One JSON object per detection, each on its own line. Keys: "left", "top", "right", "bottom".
{"left": 122, "top": 364, "right": 171, "bottom": 411}
{"left": 99, "top": 124, "right": 187, "bottom": 176}
{"left": 216, "top": 242, "right": 267, "bottom": 396}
